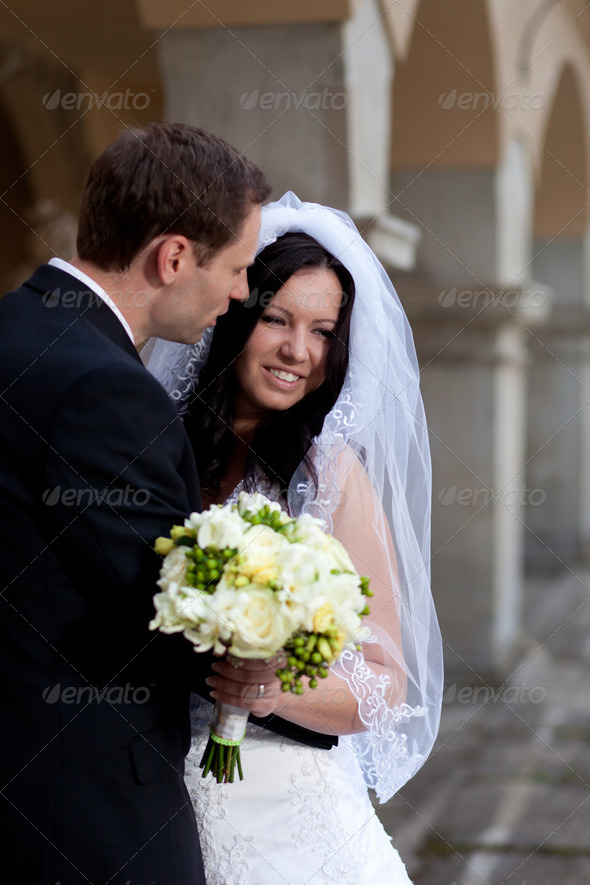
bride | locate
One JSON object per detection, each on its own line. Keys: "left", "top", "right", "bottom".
{"left": 147, "top": 193, "right": 443, "bottom": 884}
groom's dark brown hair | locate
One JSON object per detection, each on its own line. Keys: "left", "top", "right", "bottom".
{"left": 76, "top": 122, "right": 270, "bottom": 272}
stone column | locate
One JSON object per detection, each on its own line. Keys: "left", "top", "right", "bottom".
{"left": 401, "top": 285, "right": 550, "bottom": 678}
{"left": 528, "top": 236, "right": 590, "bottom": 565}
{"left": 156, "top": 0, "right": 393, "bottom": 218}
{"left": 391, "top": 138, "right": 544, "bottom": 678}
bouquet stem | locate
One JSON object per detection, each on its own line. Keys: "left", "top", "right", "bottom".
{"left": 200, "top": 702, "right": 248, "bottom": 783}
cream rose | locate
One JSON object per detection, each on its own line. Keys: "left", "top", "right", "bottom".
{"left": 237, "top": 524, "right": 287, "bottom": 585}
{"left": 224, "top": 585, "right": 293, "bottom": 658}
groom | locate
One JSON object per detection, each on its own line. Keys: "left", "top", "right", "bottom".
{"left": 0, "top": 123, "right": 274, "bottom": 884}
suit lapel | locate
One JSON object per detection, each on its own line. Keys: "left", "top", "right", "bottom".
{"left": 25, "top": 264, "right": 142, "bottom": 364}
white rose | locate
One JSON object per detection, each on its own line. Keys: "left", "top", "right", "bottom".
{"left": 223, "top": 585, "right": 293, "bottom": 658}
{"left": 323, "top": 535, "right": 357, "bottom": 573}
{"left": 196, "top": 506, "right": 245, "bottom": 550}
{"left": 273, "top": 545, "right": 324, "bottom": 630}
{"left": 237, "top": 523, "right": 287, "bottom": 585}
{"left": 324, "top": 571, "right": 363, "bottom": 610}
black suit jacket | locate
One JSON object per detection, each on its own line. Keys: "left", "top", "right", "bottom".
{"left": 0, "top": 265, "right": 207, "bottom": 885}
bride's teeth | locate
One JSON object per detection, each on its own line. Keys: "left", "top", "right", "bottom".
{"left": 269, "top": 369, "right": 300, "bottom": 382}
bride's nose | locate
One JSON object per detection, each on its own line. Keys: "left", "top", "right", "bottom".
{"left": 279, "top": 328, "right": 307, "bottom": 363}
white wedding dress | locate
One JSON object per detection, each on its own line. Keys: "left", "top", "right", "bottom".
{"left": 185, "top": 699, "right": 411, "bottom": 885}
{"left": 184, "top": 481, "right": 412, "bottom": 885}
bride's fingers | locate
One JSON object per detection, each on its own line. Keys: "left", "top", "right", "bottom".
{"left": 205, "top": 669, "right": 283, "bottom": 715}
{"left": 211, "top": 658, "right": 276, "bottom": 684}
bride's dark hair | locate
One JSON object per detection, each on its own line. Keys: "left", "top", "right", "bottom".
{"left": 185, "top": 232, "right": 355, "bottom": 497}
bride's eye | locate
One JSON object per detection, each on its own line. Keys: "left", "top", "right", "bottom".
{"left": 259, "top": 314, "right": 285, "bottom": 326}
{"left": 313, "top": 327, "right": 335, "bottom": 339}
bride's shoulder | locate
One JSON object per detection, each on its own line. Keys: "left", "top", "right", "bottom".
{"left": 310, "top": 441, "right": 374, "bottom": 501}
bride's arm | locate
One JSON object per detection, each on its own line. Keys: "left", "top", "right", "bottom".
{"left": 273, "top": 447, "right": 406, "bottom": 735}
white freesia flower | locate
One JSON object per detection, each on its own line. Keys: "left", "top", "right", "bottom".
{"left": 150, "top": 584, "right": 189, "bottom": 633}
{"left": 157, "top": 546, "right": 190, "bottom": 591}
{"left": 237, "top": 491, "right": 283, "bottom": 518}
{"left": 196, "top": 506, "right": 246, "bottom": 550}
{"left": 283, "top": 513, "right": 327, "bottom": 546}
{"left": 182, "top": 591, "right": 233, "bottom": 655}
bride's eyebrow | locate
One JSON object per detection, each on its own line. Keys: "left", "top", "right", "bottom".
{"left": 263, "top": 306, "right": 337, "bottom": 325}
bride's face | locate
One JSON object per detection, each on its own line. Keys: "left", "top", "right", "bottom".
{"left": 234, "top": 267, "right": 344, "bottom": 421}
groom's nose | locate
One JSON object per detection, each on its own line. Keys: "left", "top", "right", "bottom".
{"left": 229, "top": 269, "right": 250, "bottom": 302}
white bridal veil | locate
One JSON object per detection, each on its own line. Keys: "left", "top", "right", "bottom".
{"left": 147, "top": 192, "right": 443, "bottom": 802}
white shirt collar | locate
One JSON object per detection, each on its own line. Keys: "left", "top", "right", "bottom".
{"left": 48, "top": 257, "right": 135, "bottom": 345}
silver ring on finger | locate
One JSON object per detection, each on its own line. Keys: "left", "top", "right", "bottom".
{"left": 257, "top": 683, "right": 266, "bottom": 699}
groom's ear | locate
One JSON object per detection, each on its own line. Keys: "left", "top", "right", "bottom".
{"left": 155, "top": 235, "right": 195, "bottom": 285}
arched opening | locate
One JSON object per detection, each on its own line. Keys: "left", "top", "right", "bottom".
{"left": 534, "top": 63, "right": 588, "bottom": 241}
{"left": 391, "top": 0, "right": 498, "bottom": 169}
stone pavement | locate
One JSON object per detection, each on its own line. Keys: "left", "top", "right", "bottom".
{"left": 376, "top": 567, "right": 590, "bottom": 885}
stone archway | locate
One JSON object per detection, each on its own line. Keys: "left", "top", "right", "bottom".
{"left": 391, "top": 0, "right": 498, "bottom": 171}
{"left": 389, "top": 0, "right": 501, "bottom": 281}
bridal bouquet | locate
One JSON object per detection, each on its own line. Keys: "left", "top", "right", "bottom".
{"left": 150, "top": 491, "right": 371, "bottom": 783}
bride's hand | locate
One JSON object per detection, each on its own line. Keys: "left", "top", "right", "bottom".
{"left": 205, "top": 656, "right": 284, "bottom": 717}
